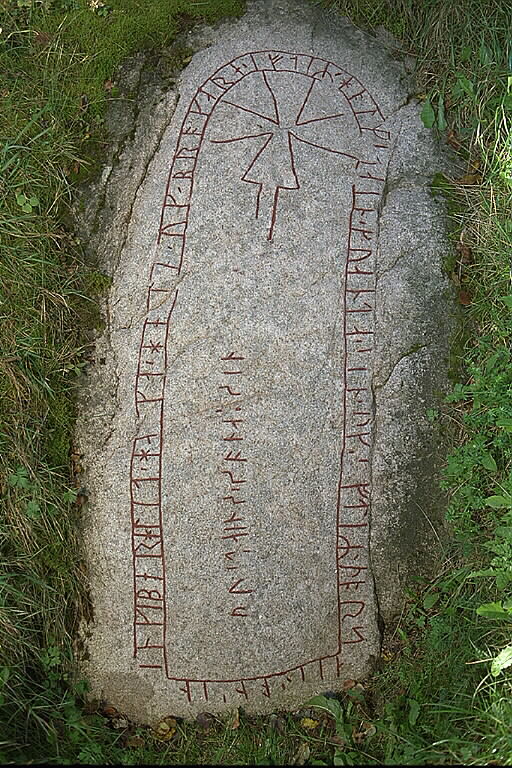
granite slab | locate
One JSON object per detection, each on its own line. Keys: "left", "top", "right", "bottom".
{"left": 77, "top": 0, "right": 456, "bottom": 721}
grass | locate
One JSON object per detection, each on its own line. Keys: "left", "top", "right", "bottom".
{"left": 1, "top": 0, "right": 511, "bottom": 763}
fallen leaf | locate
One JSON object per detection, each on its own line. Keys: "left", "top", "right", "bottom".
{"left": 457, "top": 243, "right": 473, "bottom": 264}
{"left": 292, "top": 742, "right": 310, "bottom": 766}
{"left": 153, "top": 716, "right": 177, "bottom": 741}
{"left": 125, "top": 735, "right": 145, "bottom": 748}
{"left": 459, "top": 290, "right": 472, "bottom": 305}
{"left": 196, "top": 711, "right": 213, "bottom": 730}
{"left": 446, "top": 129, "right": 460, "bottom": 149}
{"left": 83, "top": 698, "right": 100, "bottom": 715}
{"left": 269, "top": 714, "right": 286, "bottom": 733}
{"left": 34, "top": 30, "right": 50, "bottom": 46}
{"left": 457, "top": 173, "right": 481, "bottom": 186}
{"left": 300, "top": 717, "right": 320, "bottom": 730}
{"left": 353, "top": 721, "right": 377, "bottom": 743}
{"left": 111, "top": 716, "right": 129, "bottom": 730}
{"left": 229, "top": 708, "right": 240, "bottom": 730}
{"left": 104, "top": 79, "right": 115, "bottom": 91}
{"left": 341, "top": 678, "right": 356, "bottom": 690}
{"left": 102, "top": 705, "right": 118, "bottom": 718}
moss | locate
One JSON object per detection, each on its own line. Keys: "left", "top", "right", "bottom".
{"left": 84, "top": 270, "right": 112, "bottom": 297}
{"left": 45, "top": 396, "right": 76, "bottom": 470}
{"left": 406, "top": 342, "right": 427, "bottom": 356}
{"left": 159, "top": 44, "right": 194, "bottom": 76}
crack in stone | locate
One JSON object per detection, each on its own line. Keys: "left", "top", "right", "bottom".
{"left": 110, "top": 90, "right": 179, "bottom": 287}
{"left": 374, "top": 343, "right": 431, "bottom": 393}
{"left": 378, "top": 249, "right": 408, "bottom": 278}
{"left": 85, "top": 64, "right": 180, "bottom": 454}
{"left": 367, "top": 100, "right": 414, "bottom": 642}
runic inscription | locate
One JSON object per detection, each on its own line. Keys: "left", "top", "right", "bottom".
{"left": 210, "top": 68, "right": 380, "bottom": 240}
{"left": 129, "top": 50, "right": 392, "bottom": 706}
{"left": 217, "top": 351, "right": 255, "bottom": 616}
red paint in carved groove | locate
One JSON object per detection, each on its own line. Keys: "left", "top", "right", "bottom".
{"left": 130, "top": 49, "right": 392, "bottom": 697}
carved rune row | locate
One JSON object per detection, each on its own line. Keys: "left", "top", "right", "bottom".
{"left": 129, "top": 49, "right": 391, "bottom": 701}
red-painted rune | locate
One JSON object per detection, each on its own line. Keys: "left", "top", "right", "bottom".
{"left": 131, "top": 47, "right": 392, "bottom": 697}
{"left": 211, "top": 71, "right": 360, "bottom": 240}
